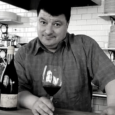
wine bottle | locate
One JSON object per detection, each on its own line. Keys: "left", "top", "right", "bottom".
{"left": 0, "top": 46, "right": 18, "bottom": 110}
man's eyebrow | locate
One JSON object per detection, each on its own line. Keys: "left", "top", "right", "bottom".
{"left": 53, "top": 20, "right": 63, "bottom": 24}
{"left": 54, "top": 20, "right": 62, "bottom": 22}
{"left": 39, "top": 17, "right": 46, "bottom": 20}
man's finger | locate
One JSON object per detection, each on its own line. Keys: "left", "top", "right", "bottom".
{"left": 32, "top": 109, "right": 40, "bottom": 115}
{"left": 41, "top": 97, "right": 55, "bottom": 111}
{"left": 36, "top": 106, "right": 49, "bottom": 115}
{"left": 39, "top": 102, "right": 53, "bottom": 115}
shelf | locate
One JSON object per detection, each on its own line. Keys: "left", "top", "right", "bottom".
{"left": 102, "top": 48, "right": 115, "bottom": 51}
{"left": 93, "top": 92, "right": 107, "bottom": 98}
{"left": 0, "top": 19, "right": 23, "bottom": 25}
{"left": 0, "top": 15, "right": 30, "bottom": 25}
{"left": 98, "top": 13, "right": 115, "bottom": 18}
{"left": 98, "top": 13, "right": 115, "bottom": 21}
{"left": 0, "top": 47, "right": 7, "bottom": 49}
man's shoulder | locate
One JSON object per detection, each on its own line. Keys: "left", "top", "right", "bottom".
{"left": 67, "top": 33, "right": 100, "bottom": 57}
{"left": 26, "top": 37, "right": 38, "bottom": 47}
{"left": 18, "top": 37, "right": 38, "bottom": 55}
{"left": 68, "top": 33, "right": 97, "bottom": 46}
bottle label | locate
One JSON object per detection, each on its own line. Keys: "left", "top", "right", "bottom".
{"left": 0, "top": 94, "right": 17, "bottom": 108}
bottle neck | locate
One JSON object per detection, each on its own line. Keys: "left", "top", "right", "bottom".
{"left": 7, "top": 54, "right": 14, "bottom": 65}
{"left": 7, "top": 46, "right": 14, "bottom": 65}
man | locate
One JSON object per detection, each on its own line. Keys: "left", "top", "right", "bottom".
{"left": 14, "top": 0, "right": 115, "bottom": 115}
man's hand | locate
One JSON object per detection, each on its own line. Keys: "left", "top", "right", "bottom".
{"left": 101, "top": 106, "right": 115, "bottom": 115}
{"left": 32, "top": 97, "right": 55, "bottom": 115}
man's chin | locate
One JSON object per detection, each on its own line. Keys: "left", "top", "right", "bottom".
{"left": 45, "top": 44, "right": 58, "bottom": 49}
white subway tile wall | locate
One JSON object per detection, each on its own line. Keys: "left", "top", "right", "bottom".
{"left": 0, "top": 0, "right": 111, "bottom": 47}
{"left": 0, "top": 0, "right": 110, "bottom": 113}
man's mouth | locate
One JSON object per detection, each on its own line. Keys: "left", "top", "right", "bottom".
{"left": 44, "top": 36, "right": 55, "bottom": 40}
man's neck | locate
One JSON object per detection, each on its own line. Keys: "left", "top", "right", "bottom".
{"left": 47, "top": 47, "right": 57, "bottom": 53}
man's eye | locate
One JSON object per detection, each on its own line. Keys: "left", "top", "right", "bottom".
{"left": 40, "top": 21, "right": 47, "bottom": 25}
{"left": 54, "top": 23, "right": 61, "bottom": 27}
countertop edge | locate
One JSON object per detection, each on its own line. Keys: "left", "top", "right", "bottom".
{"left": 93, "top": 91, "right": 107, "bottom": 98}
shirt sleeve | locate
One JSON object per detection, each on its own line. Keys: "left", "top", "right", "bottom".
{"left": 14, "top": 46, "right": 32, "bottom": 92}
{"left": 87, "top": 38, "right": 115, "bottom": 92}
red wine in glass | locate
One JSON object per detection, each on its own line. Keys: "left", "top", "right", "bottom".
{"left": 43, "top": 86, "right": 61, "bottom": 96}
{"left": 42, "top": 65, "right": 62, "bottom": 101}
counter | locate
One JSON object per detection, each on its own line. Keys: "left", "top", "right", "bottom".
{"left": 93, "top": 91, "right": 107, "bottom": 98}
{"left": 92, "top": 91, "right": 107, "bottom": 113}
{"left": 92, "top": 85, "right": 107, "bottom": 98}
{"left": 0, "top": 108, "right": 99, "bottom": 115}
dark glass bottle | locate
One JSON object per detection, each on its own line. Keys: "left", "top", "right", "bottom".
{"left": 0, "top": 46, "right": 18, "bottom": 110}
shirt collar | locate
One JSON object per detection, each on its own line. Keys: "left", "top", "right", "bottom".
{"left": 31, "top": 37, "right": 41, "bottom": 55}
{"left": 33, "top": 33, "right": 69, "bottom": 55}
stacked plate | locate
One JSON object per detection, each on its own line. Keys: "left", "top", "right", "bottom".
{"left": 104, "top": 0, "right": 115, "bottom": 13}
{"left": 0, "top": 11, "right": 17, "bottom": 21}
{"left": 108, "top": 25, "right": 115, "bottom": 48}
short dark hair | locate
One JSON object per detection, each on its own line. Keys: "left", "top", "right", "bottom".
{"left": 37, "top": 0, "right": 71, "bottom": 22}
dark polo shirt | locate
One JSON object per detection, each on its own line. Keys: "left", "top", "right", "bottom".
{"left": 14, "top": 33, "right": 115, "bottom": 112}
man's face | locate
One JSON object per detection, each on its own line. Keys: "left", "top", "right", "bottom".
{"left": 37, "top": 10, "right": 69, "bottom": 51}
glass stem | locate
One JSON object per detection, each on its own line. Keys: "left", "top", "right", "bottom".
{"left": 50, "top": 96, "right": 53, "bottom": 101}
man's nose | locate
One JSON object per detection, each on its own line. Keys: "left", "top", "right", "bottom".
{"left": 45, "top": 25, "right": 53, "bottom": 35}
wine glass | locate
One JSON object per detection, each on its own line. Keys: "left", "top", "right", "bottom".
{"left": 42, "top": 65, "right": 62, "bottom": 101}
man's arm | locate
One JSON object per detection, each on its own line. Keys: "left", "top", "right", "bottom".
{"left": 105, "top": 79, "right": 115, "bottom": 107}
{"left": 18, "top": 91, "right": 38, "bottom": 109}
{"left": 101, "top": 79, "right": 115, "bottom": 115}
{"left": 18, "top": 91, "right": 54, "bottom": 115}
